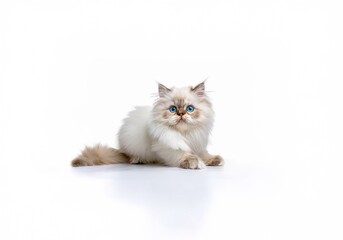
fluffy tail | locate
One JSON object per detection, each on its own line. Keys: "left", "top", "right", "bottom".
{"left": 71, "top": 144, "right": 129, "bottom": 167}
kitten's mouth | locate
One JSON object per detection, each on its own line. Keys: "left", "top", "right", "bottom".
{"left": 177, "top": 118, "right": 187, "bottom": 124}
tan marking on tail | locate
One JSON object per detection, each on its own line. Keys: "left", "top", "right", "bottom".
{"left": 71, "top": 144, "right": 129, "bottom": 167}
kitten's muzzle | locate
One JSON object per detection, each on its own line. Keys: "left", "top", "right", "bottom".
{"left": 177, "top": 116, "right": 187, "bottom": 124}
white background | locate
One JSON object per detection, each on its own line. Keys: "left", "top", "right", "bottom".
{"left": 1, "top": 0, "right": 343, "bottom": 239}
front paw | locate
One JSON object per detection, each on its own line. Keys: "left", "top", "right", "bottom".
{"left": 179, "top": 154, "right": 205, "bottom": 170}
{"left": 205, "top": 155, "right": 224, "bottom": 166}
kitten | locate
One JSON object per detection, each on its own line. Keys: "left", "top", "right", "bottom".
{"left": 71, "top": 82, "right": 224, "bottom": 169}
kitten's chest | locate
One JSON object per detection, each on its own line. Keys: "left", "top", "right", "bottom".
{"left": 184, "top": 131, "right": 208, "bottom": 154}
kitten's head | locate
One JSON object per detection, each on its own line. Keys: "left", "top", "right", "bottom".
{"left": 152, "top": 82, "right": 214, "bottom": 132}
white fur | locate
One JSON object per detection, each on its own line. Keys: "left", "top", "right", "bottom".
{"left": 118, "top": 85, "right": 215, "bottom": 168}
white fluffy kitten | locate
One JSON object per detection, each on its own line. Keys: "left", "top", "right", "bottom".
{"left": 72, "top": 82, "right": 224, "bottom": 169}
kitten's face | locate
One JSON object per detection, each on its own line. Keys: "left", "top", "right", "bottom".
{"left": 152, "top": 82, "right": 214, "bottom": 131}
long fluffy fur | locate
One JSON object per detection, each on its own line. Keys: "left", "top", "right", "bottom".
{"left": 71, "top": 144, "right": 129, "bottom": 167}
{"left": 72, "top": 82, "right": 224, "bottom": 169}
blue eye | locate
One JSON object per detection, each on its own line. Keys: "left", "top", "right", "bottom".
{"left": 169, "top": 106, "right": 177, "bottom": 113}
{"left": 186, "top": 105, "right": 195, "bottom": 112}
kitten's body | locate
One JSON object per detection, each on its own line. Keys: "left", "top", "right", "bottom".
{"left": 118, "top": 106, "right": 157, "bottom": 164}
{"left": 72, "top": 82, "right": 224, "bottom": 169}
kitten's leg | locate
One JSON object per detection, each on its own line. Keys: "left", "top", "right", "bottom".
{"left": 127, "top": 155, "right": 156, "bottom": 164}
{"left": 129, "top": 156, "right": 144, "bottom": 164}
{"left": 179, "top": 153, "right": 206, "bottom": 169}
{"left": 156, "top": 148, "right": 205, "bottom": 169}
{"left": 201, "top": 152, "right": 225, "bottom": 166}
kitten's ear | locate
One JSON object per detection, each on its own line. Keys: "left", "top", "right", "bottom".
{"left": 158, "top": 83, "right": 171, "bottom": 98}
{"left": 192, "top": 81, "right": 206, "bottom": 97}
